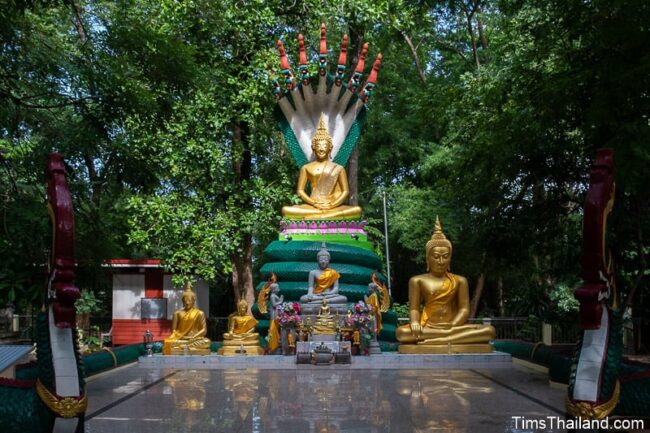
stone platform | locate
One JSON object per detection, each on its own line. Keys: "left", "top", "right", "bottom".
{"left": 138, "top": 351, "right": 511, "bottom": 370}
{"left": 87, "top": 360, "right": 570, "bottom": 433}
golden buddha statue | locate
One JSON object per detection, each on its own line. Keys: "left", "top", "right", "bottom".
{"left": 163, "top": 282, "right": 211, "bottom": 355}
{"left": 299, "top": 242, "right": 347, "bottom": 305}
{"left": 396, "top": 217, "right": 496, "bottom": 353}
{"left": 218, "top": 299, "right": 263, "bottom": 355}
{"left": 281, "top": 115, "right": 362, "bottom": 220}
{"left": 313, "top": 298, "right": 337, "bottom": 335}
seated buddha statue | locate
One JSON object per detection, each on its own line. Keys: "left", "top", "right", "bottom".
{"left": 396, "top": 217, "right": 496, "bottom": 353}
{"left": 218, "top": 299, "right": 263, "bottom": 355}
{"left": 163, "top": 282, "right": 211, "bottom": 355}
{"left": 299, "top": 243, "right": 347, "bottom": 305}
{"left": 281, "top": 115, "right": 362, "bottom": 220}
{"left": 312, "top": 298, "right": 337, "bottom": 335}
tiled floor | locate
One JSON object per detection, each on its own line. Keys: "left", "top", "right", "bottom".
{"left": 84, "top": 362, "right": 571, "bottom": 433}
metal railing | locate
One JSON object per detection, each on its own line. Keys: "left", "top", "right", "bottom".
{"left": 5, "top": 314, "right": 591, "bottom": 347}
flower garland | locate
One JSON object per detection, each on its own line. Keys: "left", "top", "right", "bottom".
{"left": 276, "top": 302, "right": 302, "bottom": 328}
{"left": 345, "top": 300, "right": 375, "bottom": 329}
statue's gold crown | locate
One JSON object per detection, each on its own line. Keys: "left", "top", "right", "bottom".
{"left": 237, "top": 298, "right": 248, "bottom": 309}
{"left": 312, "top": 114, "right": 333, "bottom": 145}
{"left": 182, "top": 281, "right": 197, "bottom": 299}
{"left": 426, "top": 216, "right": 452, "bottom": 256}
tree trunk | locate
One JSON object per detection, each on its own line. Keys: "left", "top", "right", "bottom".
{"left": 623, "top": 201, "right": 647, "bottom": 312}
{"left": 475, "top": 1, "right": 489, "bottom": 52}
{"left": 470, "top": 272, "right": 486, "bottom": 319}
{"left": 469, "top": 252, "right": 487, "bottom": 318}
{"left": 230, "top": 234, "right": 254, "bottom": 312}
{"left": 83, "top": 152, "right": 102, "bottom": 207}
{"left": 402, "top": 31, "right": 427, "bottom": 83}
{"left": 345, "top": 25, "right": 364, "bottom": 207}
{"left": 463, "top": 7, "right": 480, "bottom": 68}
{"left": 497, "top": 276, "right": 504, "bottom": 316}
{"left": 230, "top": 120, "right": 254, "bottom": 313}
{"left": 68, "top": 0, "right": 87, "bottom": 44}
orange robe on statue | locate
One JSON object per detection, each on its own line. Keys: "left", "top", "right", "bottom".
{"left": 268, "top": 319, "right": 280, "bottom": 352}
{"left": 366, "top": 292, "right": 382, "bottom": 332}
{"left": 163, "top": 307, "right": 208, "bottom": 355}
{"left": 314, "top": 268, "right": 340, "bottom": 294}
{"left": 419, "top": 274, "right": 457, "bottom": 326}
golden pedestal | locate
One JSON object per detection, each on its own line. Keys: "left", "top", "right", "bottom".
{"left": 312, "top": 329, "right": 336, "bottom": 336}
{"left": 217, "top": 344, "right": 264, "bottom": 356}
{"left": 398, "top": 343, "right": 494, "bottom": 354}
{"left": 168, "top": 346, "right": 211, "bottom": 356}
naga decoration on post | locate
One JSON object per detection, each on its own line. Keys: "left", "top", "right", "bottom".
{"left": 40, "top": 154, "right": 86, "bottom": 431}
{"left": 47, "top": 155, "right": 81, "bottom": 328}
{"left": 0, "top": 153, "right": 86, "bottom": 433}
{"left": 566, "top": 148, "right": 621, "bottom": 419}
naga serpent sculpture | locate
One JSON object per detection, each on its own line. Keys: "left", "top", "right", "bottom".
{"left": 567, "top": 148, "right": 650, "bottom": 420}
{"left": 0, "top": 153, "right": 86, "bottom": 432}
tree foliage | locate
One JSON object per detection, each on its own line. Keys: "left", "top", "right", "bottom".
{"left": 1, "top": 0, "right": 648, "bottom": 333}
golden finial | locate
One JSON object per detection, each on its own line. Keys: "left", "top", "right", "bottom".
{"left": 432, "top": 216, "right": 446, "bottom": 241}
{"left": 181, "top": 280, "right": 197, "bottom": 302}
{"left": 312, "top": 113, "right": 333, "bottom": 144}
{"left": 426, "top": 215, "right": 452, "bottom": 256}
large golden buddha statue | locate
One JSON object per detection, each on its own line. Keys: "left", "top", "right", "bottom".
{"left": 163, "top": 282, "right": 211, "bottom": 355}
{"left": 396, "top": 217, "right": 495, "bottom": 353}
{"left": 281, "top": 115, "right": 362, "bottom": 220}
{"left": 218, "top": 299, "right": 263, "bottom": 355}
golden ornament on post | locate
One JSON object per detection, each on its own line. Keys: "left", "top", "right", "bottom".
{"left": 281, "top": 114, "right": 362, "bottom": 220}
{"left": 163, "top": 282, "right": 211, "bottom": 355}
{"left": 396, "top": 217, "right": 496, "bottom": 354}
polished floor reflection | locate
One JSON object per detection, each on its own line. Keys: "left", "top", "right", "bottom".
{"left": 85, "top": 364, "right": 567, "bottom": 433}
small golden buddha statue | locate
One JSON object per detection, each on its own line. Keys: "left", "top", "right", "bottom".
{"left": 218, "top": 299, "right": 263, "bottom": 355}
{"left": 313, "top": 298, "right": 337, "bottom": 335}
{"left": 299, "top": 243, "right": 347, "bottom": 304}
{"left": 281, "top": 114, "right": 362, "bottom": 220}
{"left": 163, "top": 282, "right": 211, "bottom": 355}
{"left": 396, "top": 217, "right": 496, "bottom": 353}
